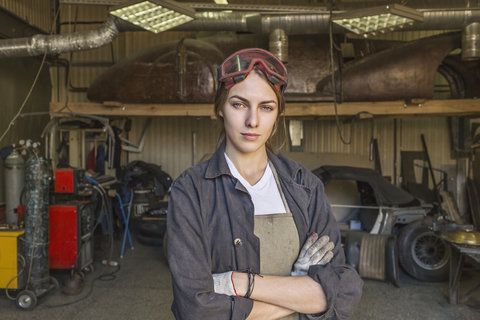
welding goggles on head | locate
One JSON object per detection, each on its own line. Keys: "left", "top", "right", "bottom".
{"left": 217, "top": 48, "right": 288, "bottom": 93}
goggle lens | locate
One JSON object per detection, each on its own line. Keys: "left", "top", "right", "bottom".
{"left": 218, "top": 48, "right": 288, "bottom": 92}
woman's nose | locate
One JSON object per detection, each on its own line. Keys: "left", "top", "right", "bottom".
{"left": 245, "top": 109, "right": 259, "bottom": 128}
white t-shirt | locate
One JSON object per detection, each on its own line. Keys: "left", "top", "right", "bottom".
{"left": 225, "top": 153, "right": 287, "bottom": 215}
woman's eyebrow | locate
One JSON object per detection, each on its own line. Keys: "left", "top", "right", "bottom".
{"left": 260, "top": 100, "right": 277, "bottom": 105}
{"left": 229, "top": 95, "right": 249, "bottom": 103}
{"left": 229, "top": 95, "right": 277, "bottom": 105}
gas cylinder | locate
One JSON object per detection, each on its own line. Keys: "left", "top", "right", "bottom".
{"left": 4, "top": 149, "right": 25, "bottom": 224}
{"left": 24, "top": 151, "right": 50, "bottom": 295}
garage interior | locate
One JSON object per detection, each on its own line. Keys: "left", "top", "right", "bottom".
{"left": 1, "top": 0, "right": 480, "bottom": 319}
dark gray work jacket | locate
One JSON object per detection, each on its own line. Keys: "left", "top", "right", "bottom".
{"left": 167, "top": 143, "right": 363, "bottom": 320}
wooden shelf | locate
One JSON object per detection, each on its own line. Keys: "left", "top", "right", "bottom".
{"left": 50, "top": 99, "right": 480, "bottom": 119}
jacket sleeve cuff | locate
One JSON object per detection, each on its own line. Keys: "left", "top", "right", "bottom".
{"left": 307, "top": 263, "right": 363, "bottom": 320}
{"left": 231, "top": 295, "right": 254, "bottom": 320}
{"left": 307, "top": 263, "right": 339, "bottom": 320}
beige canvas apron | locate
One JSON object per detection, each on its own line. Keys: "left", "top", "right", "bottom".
{"left": 254, "top": 162, "right": 300, "bottom": 320}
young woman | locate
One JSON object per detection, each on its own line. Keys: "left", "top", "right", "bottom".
{"left": 167, "top": 48, "right": 362, "bottom": 320}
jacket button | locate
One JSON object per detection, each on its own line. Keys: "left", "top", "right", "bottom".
{"left": 234, "top": 238, "right": 243, "bottom": 247}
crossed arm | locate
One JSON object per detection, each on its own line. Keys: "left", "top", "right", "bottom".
{"left": 213, "top": 233, "right": 334, "bottom": 319}
{"left": 237, "top": 274, "right": 327, "bottom": 319}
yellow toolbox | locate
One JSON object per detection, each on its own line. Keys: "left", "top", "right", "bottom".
{"left": 0, "top": 229, "right": 25, "bottom": 290}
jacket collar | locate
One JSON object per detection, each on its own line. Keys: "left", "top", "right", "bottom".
{"left": 205, "top": 141, "right": 302, "bottom": 183}
{"left": 205, "top": 141, "right": 230, "bottom": 179}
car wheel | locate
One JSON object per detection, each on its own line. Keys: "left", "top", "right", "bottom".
{"left": 397, "top": 217, "right": 450, "bottom": 282}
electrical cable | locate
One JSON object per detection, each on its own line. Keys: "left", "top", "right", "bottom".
{"left": 73, "top": 200, "right": 102, "bottom": 271}
{"left": 94, "top": 184, "right": 115, "bottom": 261}
{"left": 329, "top": 4, "right": 374, "bottom": 146}
{"left": 98, "top": 264, "right": 121, "bottom": 281}
{"left": 0, "top": 58, "right": 47, "bottom": 144}
{"left": 45, "top": 264, "right": 121, "bottom": 308}
{"left": 92, "top": 189, "right": 113, "bottom": 258}
{"left": 87, "top": 177, "right": 115, "bottom": 256}
{"left": 5, "top": 255, "right": 26, "bottom": 300}
{"left": 0, "top": 8, "right": 61, "bottom": 145}
{"left": 85, "top": 178, "right": 115, "bottom": 258}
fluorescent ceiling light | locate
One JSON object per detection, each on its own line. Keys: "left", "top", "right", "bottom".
{"left": 109, "top": 0, "right": 196, "bottom": 34}
{"left": 214, "top": 0, "right": 228, "bottom": 4}
{"left": 333, "top": 4, "right": 424, "bottom": 37}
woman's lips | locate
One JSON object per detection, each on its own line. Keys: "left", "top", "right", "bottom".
{"left": 241, "top": 133, "right": 260, "bottom": 141}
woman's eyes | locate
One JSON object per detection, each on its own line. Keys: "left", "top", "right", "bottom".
{"left": 232, "top": 102, "right": 245, "bottom": 108}
{"left": 231, "top": 102, "right": 274, "bottom": 111}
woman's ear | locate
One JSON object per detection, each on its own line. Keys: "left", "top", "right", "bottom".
{"left": 219, "top": 109, "right": 224, "bottom": 118}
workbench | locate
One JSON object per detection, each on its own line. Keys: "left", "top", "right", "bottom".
{"left": 449, "top": 243, "right": 480, "bottom": 304}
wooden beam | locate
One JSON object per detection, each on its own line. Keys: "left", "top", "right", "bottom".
{"left": 50, "top": 102, "right": 214, "bottom": 117}
{"left": 50, "top": 99, "right": 480, "bottom": 118}
{"left": 285, "top": 99, "right": 480, "bottom": 118}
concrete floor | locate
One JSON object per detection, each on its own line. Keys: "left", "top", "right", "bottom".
{"left": 1, "top": 236, "right": 480, "bottom": 320}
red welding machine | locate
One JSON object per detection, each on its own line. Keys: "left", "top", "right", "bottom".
{"left": 54, "top": 169, "right": 86, "bottom": 195}
{"left": 49, "top": 202, "right": 94, "bottom": 271}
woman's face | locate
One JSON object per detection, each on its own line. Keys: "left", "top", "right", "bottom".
{"left": 219, "top": 71, "right": 279, "bottom": 157}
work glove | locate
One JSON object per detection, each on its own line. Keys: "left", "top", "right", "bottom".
{"left": 212, "top": 271, "right": 237, "bottom": 296}
{"left": 291, "top": 233, "right": 334, "bottom": 276}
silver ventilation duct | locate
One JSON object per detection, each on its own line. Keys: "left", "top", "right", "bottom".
{"left": 0, "top": 16, "right": 120, "bottom": 58}
{"left": 269, "top": 29, "right": 288, "bottom": 63}
{"left": 0, "top": 7, "right": 479, "bottom": 59}
{"left": 171, "top": 10, "right": 480, "bottom": 35}
{"left": 462, "top": 22, "right": 480, "bottom": 60}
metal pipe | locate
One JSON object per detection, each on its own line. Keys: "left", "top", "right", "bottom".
{"left": 172, "top": 9, "right": 480, "bottom": 35}
{"left": 269, "top": 29, "right": 288, "bottom": 63}
{"left": 0, "top": 16, "right": 119, "bottom": 58}
{"left": 462, "top": 22, "right": 480, "bottom": 60}
{"left": 171, "top": 12, "right": 333, "bottom": 34}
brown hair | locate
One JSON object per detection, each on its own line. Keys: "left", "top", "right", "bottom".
{"left": 214, "top": 68, "right": 286, "bottom": 151}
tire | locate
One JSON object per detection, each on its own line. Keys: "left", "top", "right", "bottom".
{"left": 16, "top": 290, "right": 37, "bottom": 311}
{"left": 136, "top": 233, "right": 163, "bottom": 247}
{"left": 137, "top": 219, "right": 166, "bottom": 238}
{"left": 397, "top": 217, "right": 450, "bottom": 282}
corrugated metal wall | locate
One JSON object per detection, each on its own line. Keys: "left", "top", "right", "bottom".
{"left": 302, "top": 116, "right": 455, "bottom": 186}
{"left": 0, "top": 0, "right": 54, "bottom": 33}
{"left": 126, "top": 117, "right": 217, "bottom": 179}
{"left": 0, "top": 58, "right": 52, "bottom": 203}
{"left": 397, "top": 117, "right": 456, "bottom": 185}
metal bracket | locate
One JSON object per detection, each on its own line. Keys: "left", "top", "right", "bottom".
{"left": 120, "top": 118, "right": 152, "bottom": 153}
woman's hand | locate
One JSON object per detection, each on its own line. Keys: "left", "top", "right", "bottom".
{"left": 291, "top": 233, "right": 334, "bottom": 276}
